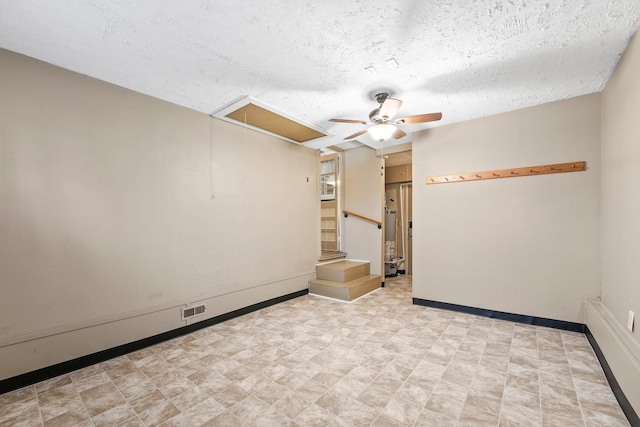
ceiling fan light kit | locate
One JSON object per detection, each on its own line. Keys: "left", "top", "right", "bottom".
{"left": 368, "top": 124, "right": 397, "bottom": 141}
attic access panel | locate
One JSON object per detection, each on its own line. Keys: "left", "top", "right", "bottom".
{"left": 212, "top": 96, "right": 329, "bottom": 144}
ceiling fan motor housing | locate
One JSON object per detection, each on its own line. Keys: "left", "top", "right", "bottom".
{"left": 369, "top": 107, "right": 384, "bottom": 124}
{"left": 369, "top": 92, "right": 392, "bottom": 123}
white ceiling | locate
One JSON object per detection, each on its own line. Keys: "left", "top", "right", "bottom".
{"left": 1, "top": 1, "right": 639, "bottom": 151}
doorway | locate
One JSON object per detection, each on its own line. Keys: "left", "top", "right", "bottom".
{"left": 399, "top": 183, "right": 413, "bottom": 275}
{"left": 320, "top": 153, "right": 344, "bottom": 260}
{"left": 384, "top": 153, "right": 412, "bottom": 276}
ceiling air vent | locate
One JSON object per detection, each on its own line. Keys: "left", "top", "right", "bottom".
{"left": 182, "top": 304, "right": 206, "bottom": 320}
{"left": 211, "top": 96, "right": 329, "bottom": 144}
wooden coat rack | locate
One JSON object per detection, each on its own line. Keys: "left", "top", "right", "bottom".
{"left": 426, "top": 161, "right": 585, "bottom": 185}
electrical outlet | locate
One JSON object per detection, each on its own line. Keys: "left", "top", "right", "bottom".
{"left": 628, "top": 311, "right": 635, "bottom": 332}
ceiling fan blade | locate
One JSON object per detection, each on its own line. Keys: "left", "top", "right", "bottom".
{"left": 379, "top": 98, "right": 402, "bottom": 120}
{"left": 395, "top": 112, "right": 442, "bottom": 125}
{"left": 344, "top": 129, "right": 368, "bottom": 140}
{"left": 392, "top": 128, "right": 407, "bottom": 139}
{"left": 329, "top": 118, "right": 368, "bottom": 124}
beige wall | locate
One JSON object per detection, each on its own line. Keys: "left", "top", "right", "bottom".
{"left": 342, "top": 147, "right": 384, "bottom": 276}
{"left": 412, "top": 94, "right": 601, "bottom": 323}
{"left": 601, "top": 29, "right": 640, "bottom": 349}
{"left": 597, "top": 29, "right": 640, "bottom": 413}
{"left": 0, "top": 49, "right": 319, "bottom": 379}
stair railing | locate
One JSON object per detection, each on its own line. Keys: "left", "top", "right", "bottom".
{"left": 342, "top": 210, "right": 382, "bottom": 229}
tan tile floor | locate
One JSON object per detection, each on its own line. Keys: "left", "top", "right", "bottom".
{"left": 0, "top": 275, "right": 631, "bottom": 426}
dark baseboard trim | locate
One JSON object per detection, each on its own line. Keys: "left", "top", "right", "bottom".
{"left": 413, "top": 298, "right": 638, "bottom": 426}
{"left": 585, "top": 327, "right": 640, "bottom": 426}
{"left": 397, "top": 270, "right": 406, "bottom": 275}
{"left": 0, "top": 289, "right": 308, "bottom": 395}
{"left": 412, "top": 298, "right": 585, "bottom": 333}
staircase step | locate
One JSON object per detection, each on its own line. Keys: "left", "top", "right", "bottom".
{"left": 316, "top": 260, "right": 370, "bottom": 283}
{"left": 319, "top": 251, "right": 347, "bottom": 262}
{"left": 309, "top": 275, "right": 381, "bottom": 302}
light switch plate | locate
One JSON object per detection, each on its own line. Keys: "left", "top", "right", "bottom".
{"left": 628, "top": 311, "right": 635, "bottom": 332}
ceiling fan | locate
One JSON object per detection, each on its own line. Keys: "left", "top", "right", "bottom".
{"left": 330, "top": 92, "right": 442, "bottom": 142}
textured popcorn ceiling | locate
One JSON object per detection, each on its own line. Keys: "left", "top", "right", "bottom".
{"left": 1, "top": 1, "right": 639, "bottom": 149}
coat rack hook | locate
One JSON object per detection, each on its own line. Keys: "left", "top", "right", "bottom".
{"left": 459, "top": 176, "right": 465, "bottom": 180}
{"left": 445, "top": 177, "right": 449, "bottom": 181}
{"left": 476, "top": 174, "right": 481, "bottom": 178}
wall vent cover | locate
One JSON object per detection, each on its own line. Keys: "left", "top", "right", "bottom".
{"left": 211, "top": 96, "right": 329, "bottom": 144}
{"left": 182, "top": 304, "right": 206, "bottom": 320}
